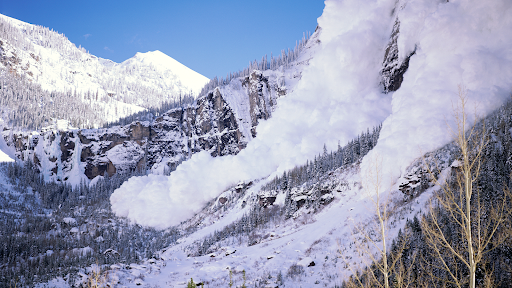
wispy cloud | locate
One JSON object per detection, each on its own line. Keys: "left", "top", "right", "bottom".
{"left": 104, "top": 46, "right": 114, "bottom": 53}
{"left": 83, "top": 33, "right": 91, "bottom": 40}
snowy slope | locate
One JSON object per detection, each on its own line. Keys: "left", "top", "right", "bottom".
{"left": 0, "top": 141, "right": 13, "bottom": 163}
{"left": 120, "top": 51, "right": 208, "bottom": 95}
{"left": 13, "top": 0, "right": 512, "bottom": 286}
{"left": 0, "top": 13, "right": 209, "bottom": 117}
{"left": 99, "top": 147, "right": 455, "bottom": 287}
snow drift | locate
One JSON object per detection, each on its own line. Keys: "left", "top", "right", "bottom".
{"left": 111, "top": 0, "right": 512, "bottom": 229}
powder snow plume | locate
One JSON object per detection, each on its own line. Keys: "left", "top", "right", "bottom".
{"left": 111, "top": 0, "right": 512, "bottom": 229}
{"left": 361, "top": 0, "right": 512, "bottom": 191}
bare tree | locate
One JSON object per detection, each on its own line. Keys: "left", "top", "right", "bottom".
{"left": 421, "top": 85, "right": 512, "bottom": 288}
{"left": 340, "top": 155, "right": 416, "bottom": 288}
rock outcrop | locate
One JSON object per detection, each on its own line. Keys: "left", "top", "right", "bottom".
{"left": 381, "top": 19, "right": 416, "bottom": 93}
{"left": 4, "top": 87, "right": 247, "bottom": 181}
{"left": 3, "top": 75, "right": 287, "bottom": 182}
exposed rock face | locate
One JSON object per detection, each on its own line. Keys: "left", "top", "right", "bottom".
{"left": 381, "top": 19, "right": 416, "bottom": 93}
{"left": 189, "top": 89, "right": 244, "bottom": 157}
{"left": 258, "top": 196, "right": 276, "bottom": 208}
{"left": 242, "top": 71, "right": 275, "bottom": 137}
{"left": 3, "top": 87, "right": 252, "bottom": 181}
{"left": 398, "top": 166, "right": 429, "bottom": 200}
{"left": 3, "top": 28, "right": 318, "bottom": 183}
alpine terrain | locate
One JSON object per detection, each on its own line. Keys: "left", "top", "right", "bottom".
{"left": 1, "top": 0, "right": 512, "bottom": 287}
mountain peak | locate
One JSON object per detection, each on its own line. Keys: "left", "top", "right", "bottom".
{"left": 126, "top": 50, "right": 209, "bottom": 95}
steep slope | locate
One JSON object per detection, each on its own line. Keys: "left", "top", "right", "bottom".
{"left": 120, "top": 51, "right": 208, "bottom": 95}
{"left": 1, "top": 0, "right": 511, "bottom": 286}
{"left": 110, "top": 0, "right": 512, "bottom": 230}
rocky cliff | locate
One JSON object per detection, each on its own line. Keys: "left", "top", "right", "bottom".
{"left": 3, "top": 70, "right": 288, "bottom": 182}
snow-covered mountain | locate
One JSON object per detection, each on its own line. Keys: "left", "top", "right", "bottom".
{"left": 3, "top": 34, "right": 317, "bottom": 185}
{"left": 121, "top": 50, "right": 208, "bottom": 95}
{"left": 104, "top": 0, "right": 511, "bottom": 284}
{"left": 111, "top": 0, "right": 512, "bottom": 230}
{"left": 2, "top": 0, "right": 512, "bottom": 287}
{"left": 0, "top": 13, "right": 209, "bottom": 127}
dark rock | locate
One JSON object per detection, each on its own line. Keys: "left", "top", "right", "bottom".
{"left": 60, "top": 132, "right": 75, "bottom": 163}
{"left": 320, "top": 189, "right": 330, "bottom": 195}
{"left": 84, "top": 160, "right": 117, "bottom": 179}
{"left": 5, "top": 72, "right": 274, "bottom": 182}
{"left": 242, "top": 71, "right": 275, "bottom": 138}
{"left": 296, "top": 199, "right": 306, "bottom": 209}
{"left": 51, "top": 165, "right": 58, "bottom": 175}
{"left": 77, "top": 131, "right": 92, "bottom": 144}
{"left": 258, "top": 196, "right": 276, "bottom": 208}
{"left": 381, "top": 19, "right": 416, "bottom": 93}
{"left": 80, "top": 146, "right": 93, "bottom": 162}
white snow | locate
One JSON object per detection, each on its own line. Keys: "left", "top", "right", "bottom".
{"left": 361, "top": 0, "right": 512, "bottom": 191}
{"left": 0, "top": 139, "right": 14, "bottom": 163}
{"left": 0, "top": 13, "right": 209, "bottom": 126}
{"left": 110, "top": 0, "right": 394, "bottom": 228}
{"left": 111, "top": 0, "right": 512, "bottom": 230}
{"left": 0, "top": 121, "right": 15, "bottom": 162}
{"left": 105, "top": 163, "right": 445, "bottom": 287}
{"left": 62, "top": 217, "right": 77, "bottom": 225}
{"left": 122, "top": 51, "right": 209, "bottom": 95}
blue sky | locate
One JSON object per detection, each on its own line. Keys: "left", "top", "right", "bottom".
{"left": 0, "top": 0, "right": 324, "bottom": 79}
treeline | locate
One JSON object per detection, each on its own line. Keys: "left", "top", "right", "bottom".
{"left": 0, "top": 161, "right": 181, "bottom": 287}
{"left": 0, "top": 71, "right": 107, "bottom": 130}
{"left": 0, "top": 15, "right": 192, "bottom": 131}
{"left": 190, "top": 124, "right": 382, "bottom": 258}
{"left": 0, "top": 69, "right": 199, "bottom": 131}
{"left": 198, "top": 31, "right": 312, "bottom": 97}
{"left": 0, "top": 14, "right": 86, "bottom": 61}
{"left": 103, "top": 93, "right": 195, "bottom": 128}
{"left": 263, "top": 125, "right": 382, "bottom": 192}
{"left": 190, "top": 205, "right": 284, "bottom": 257}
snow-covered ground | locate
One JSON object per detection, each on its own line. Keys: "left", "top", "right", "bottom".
{"left": 100, "top": 150, "right": 453, "bottom": 287}
{"left": 3, "top": 0, "right": 512, "bottom": 286}
{"left": 110, "top": 0, "right": 512, "bottom": 230}
{"left": 0, "top": 120, "right": 14, "bottom": 162}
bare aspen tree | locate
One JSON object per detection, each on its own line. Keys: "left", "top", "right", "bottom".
{"left": 341, "top": 155, "right": 415, "bottom": 288}
{"left": 422, "top": 85, "right": 512, "bottom": 288}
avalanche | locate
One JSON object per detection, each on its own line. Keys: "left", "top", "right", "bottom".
{"left": 111, "top": 0, "right": 512, "bottom": 229}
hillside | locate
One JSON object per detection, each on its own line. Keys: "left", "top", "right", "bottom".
{"left": 0, "top": 13, "right": 209, "bottom": 129}
{"left": 0, "top": 0, "right": 512, "bottom": 287}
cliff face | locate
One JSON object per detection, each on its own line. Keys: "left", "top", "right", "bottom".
{"left": 381, "top": 18, "right": 416, "bottom": 93}
{"left": 3, "top": 70, "right": 288, "bottom": 182}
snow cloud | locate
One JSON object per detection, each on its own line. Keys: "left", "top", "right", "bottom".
{"left": 361, "top": 0, "right": 512, "bottom": 191}
{"left": 83, "top": 33, "right": 91, "bottom": 40}
{"left": 111, "top": 0, "right": 512, "bottom": 229}
{"left": 111, "top": 0, "right": 396, "bottom": 229}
